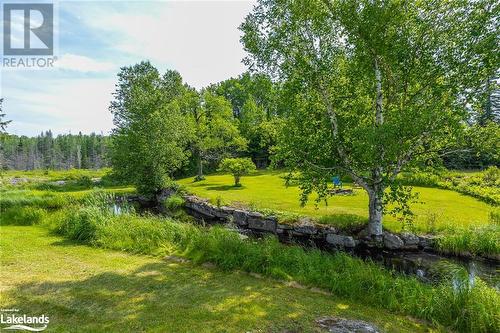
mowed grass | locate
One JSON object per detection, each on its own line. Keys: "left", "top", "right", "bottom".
{"left": 0, "top": 226, "right": 432, "bottom": 333}
{"left": 178, "top": 171, "right": 495, "bottom": 233}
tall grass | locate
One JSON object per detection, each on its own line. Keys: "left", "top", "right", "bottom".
{"left": 398, "top": 167, "right": 500, "bottom": 205}
{"left": 437, "top": 225, "right": 500, "bottom": 257}
{"left": 46, "top": 193, "right": 499, "bottom": 332}
{"left": 0, "top": 206, "right": 47, "bottom": 226}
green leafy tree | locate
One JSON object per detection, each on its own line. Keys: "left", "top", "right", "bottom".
{"left": 110, "top": 61, "right": 193, "bottom": 195}
{"left": 218, "top": 157, "right": 256, "bottom": 186}
{"left": 211, "top": 73, "right": 282, "bottom": 165}
{"left": 187, "top": 91, "right": 247, "bottom": 181}
{"left": 241, "top": 0, "right": 499, "bottom": 236}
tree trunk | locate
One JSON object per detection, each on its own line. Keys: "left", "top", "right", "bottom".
{"left": 197, "top": 155, "right": 203, "bottom": 179}
{"left": 367, "top": 189, "right": 383, "bottom": 237}
{"left": 234, "top": 175, "right": 241, "bottom": 186}
{"left": 194, "top": 152, "right": 204, "bottom": 181}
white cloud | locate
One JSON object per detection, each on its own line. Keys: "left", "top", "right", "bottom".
{"left": 3, "top": 75, "right": 115, "bottom": 136}
{"left": 2, "top": 1, "right": 257, "bottom": 136}
{"left": 55, "top": 53, "right": 117, "bottom": 73}
{"left": 84, "top": 1, "right": 255, "bottom": 88}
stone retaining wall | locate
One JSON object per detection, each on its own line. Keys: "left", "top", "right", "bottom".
{"left": 158, "top": 188, "right": 435, "bottom": 252}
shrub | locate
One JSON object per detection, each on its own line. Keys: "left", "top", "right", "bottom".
{"left": 218, "top": 157, "right": 256, "bottom": 186}
{"left": 436, "top": 225, "right": 500, "bottom": 257}
{"left": 76, "top": 175, "right": 94, "bottom": 188}
{"left": 490, "top": 208, "right": 500, "bottom": 225}
{"left": 0, "top": 206, "right": 47, "bottom": 226}
{"left": 398, "top": 169, "right": 500, "bottom": 205}
{"left": 55, "top": 206, "right": 104, "bottom": 242}
{"left": 164, "top": 194, "right": 185, "bottom": 212}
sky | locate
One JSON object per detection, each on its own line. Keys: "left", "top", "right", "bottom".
{"left": 1, "top": 0, "right": 256, "bottom": 136}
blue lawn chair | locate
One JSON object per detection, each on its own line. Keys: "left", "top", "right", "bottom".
{"left": 332, "top": 176, "right": 342, "bottom": 188}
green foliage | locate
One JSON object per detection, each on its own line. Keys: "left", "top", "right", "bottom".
{"left": 4, "top": 175, "right": 499, "bottom": 331}
{"left": 241, "top": 0, "right": 499, "bottom": 235}
{"left": 0, "top": 131, "right": 110, "bottom": 170}
{"left": 110, "top": 61, "right": 193, "bottom": 195}
{"left": 164, "top": 194, "right": 185, "bottom": 212}
{"left": 55, "top": 206, "right": 104, "bottom": 242}
{"left": 187, "top": 90, "right": 247, "bottom": 180}
{"left": 218, "top": 157, "right": 256, "bottom": 186}
{"left": 398, "top": 167, "right": 500, "bottom": 205}
{"left": 179, "top": 171, "right": 496, "bottom": 240}
{"left": 316, "top": 214, "right": 367, "bottom": 232}
{"left": 0, "top": 98, "right": 11, "bottom": 132}
{"left": 209, "top": 72, "right": 282, "bottom": 164}
{"left": 437, "top": 225, "right": 500, "bottom": 257}
{"left": 0, "top": 190, "right": 72, "bottom": 210}
{"left": 0, "top": 206, "right": 46, "bottom": 226}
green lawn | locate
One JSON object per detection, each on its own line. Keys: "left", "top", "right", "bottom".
{"left": 0, "top": 226, "right": 432, "bottom": 332}
{"left": 178, "top": 171, "right": 495, "bottom": 233}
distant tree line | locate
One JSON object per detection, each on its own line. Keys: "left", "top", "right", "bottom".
{"left": 0, "top": 67, "right": 497, "bottom": 175}
{"left": 0, "top": 131, "right": 110, "bottom": 170}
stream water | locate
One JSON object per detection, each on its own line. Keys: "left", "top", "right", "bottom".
{"left": 354, "top": 247, "right": 499, "bottom": 289}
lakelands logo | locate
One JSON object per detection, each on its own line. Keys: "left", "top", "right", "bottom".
{"left": 0, "top": 309, "right": 49, "bottom": 331}
{"left": 2, "top": 2, "right": 57, "bottom": 69}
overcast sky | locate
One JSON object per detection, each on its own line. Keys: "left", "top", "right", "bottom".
{"left": 1, "top": 0, "right": 255, "bottom": 136}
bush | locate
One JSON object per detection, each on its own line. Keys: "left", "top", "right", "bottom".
{"left": 398, "top": 168, "right": 500, "bottom": 205}
{"left": 437, "top": 225, "right": 500, "bottom": 257}
{"left": 164, "top": 194, "right": 185, "bottom": 212}
{"left": 0, "top": 206, "right": 47, "bottom": 226}
{"left": 75, "top": 175, "right": 94, "bottom": 188}
{"left": 54, "top": 206, "right": 103, "bottom": 242}
{"left": 218, "top": 157, "right": 256, "bottom": 186}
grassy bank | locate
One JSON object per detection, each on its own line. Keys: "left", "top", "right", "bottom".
{"left": 1, "top": 226, "right": 433, "bottom": 332}
{"left": 27, "top": 194, "right": 498, "bottom": 333}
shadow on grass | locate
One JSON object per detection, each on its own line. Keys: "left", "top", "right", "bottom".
{"left": 205, "top": 185, "right": 246, "bottom": 192}
{"left": 0, "top": 260, "right": 396, "bottom": 332}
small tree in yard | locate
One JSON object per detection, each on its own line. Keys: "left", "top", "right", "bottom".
{"left": 241, "top": 0, "right": 499, "bottom": 237}
{"left": 218, "top": 158, "right": 256, "bottom": 186}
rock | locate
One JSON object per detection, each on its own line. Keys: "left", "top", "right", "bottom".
{"left": 418, "top": 235, "right": 435, "bottom": 249}
{"left": 248, "top": 211, "right": 264, "bottom": 218}
{"left": 400, "top": 232, "right": 419, "bottom": 249}
{"left": 220, "top": 206, "right": 234, "bottom": 215}
{"left": 157, "top": 188, "right": 176, "bottom": 201}
{"left": 292, "top": 217, "right": 317, "bottom": 235}
{"left": 185, "top": 201, "right": 215, "bottom": 218}
{"left": 326, "top": 234, "right": 356, "bottom": 248}
{"left": 277, "top": 223, "right": 294, "bottom": 230}
{"left": 164, "top": 255, "right": 189, "bottom": 263}
{"left": 383, "top": 232, "right": 404, "bottom": 250}
{"left": 10, "top": 177, "right": 29, "bottom": 185}
{"left": 316, "top": 317, "right": 379, "bottom": 333}
{"left": 248, "top": 216, "right": 277, "bottom": 232}
{"left": 213, "top": 207, "right": 230, "bottom": 219}
{"left": 232, "top": 209, "right": 248, "bottom": 226}
{"left": 201, "top": 262, "right": 216, "bottom": 269}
